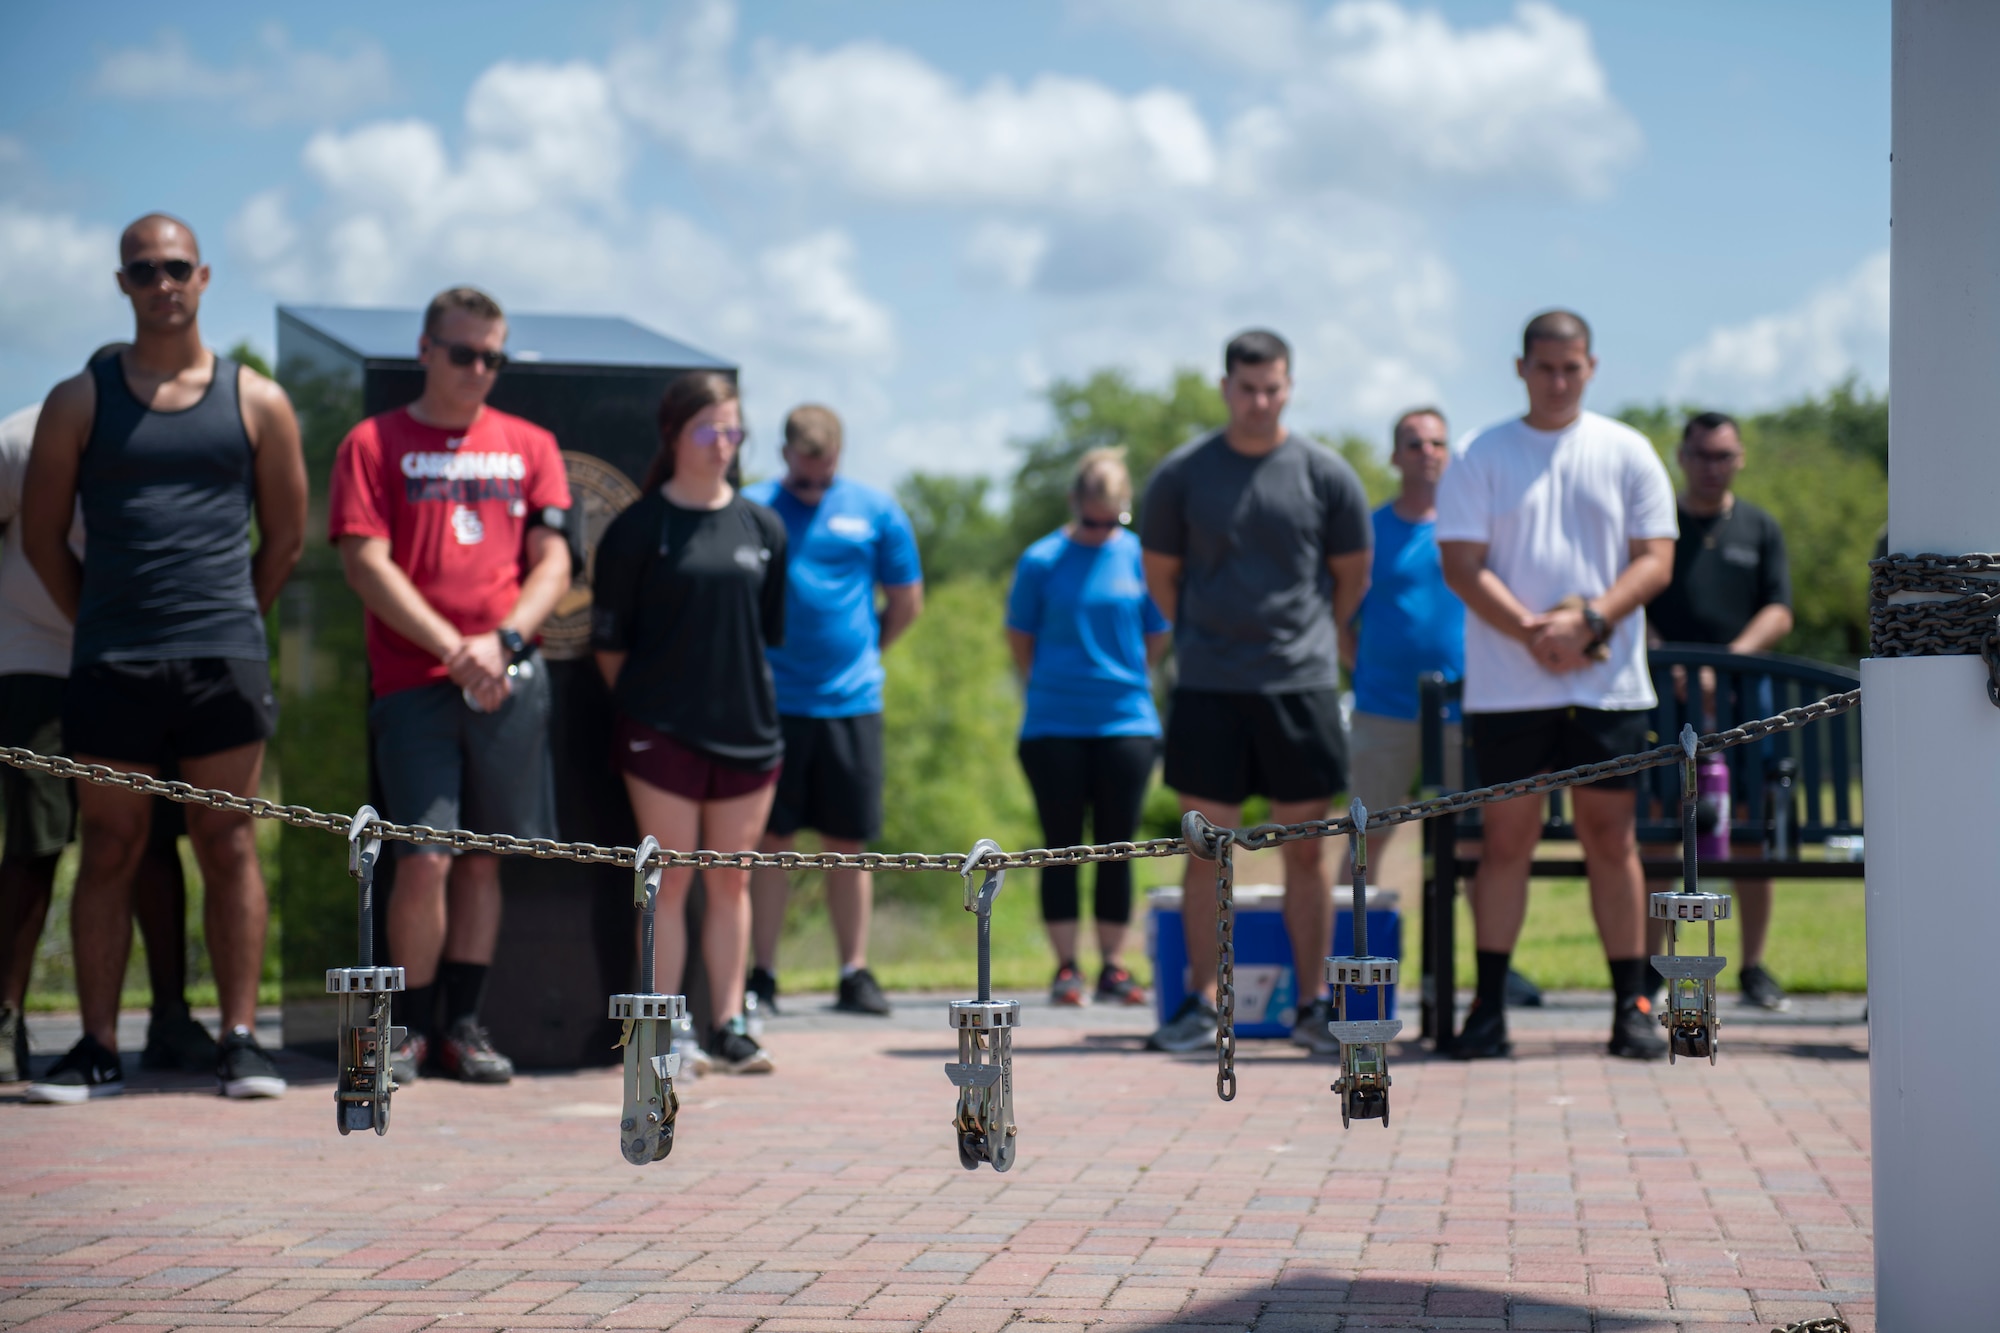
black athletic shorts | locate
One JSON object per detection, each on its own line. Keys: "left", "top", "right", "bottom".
{"left": 369, "top": 656, "right": 557, "bottom": 858}
{"left": 64, "top": 657, "right": 277, "bottom": 766}
{"left": 1163, "top": 687, "right": 1348, "bottom": 806}
{"left": 1468, "top": 706, "right": 1654, "bottom": 792}
{"left": 766, "top": 712, "right": 884, "bottom": 842}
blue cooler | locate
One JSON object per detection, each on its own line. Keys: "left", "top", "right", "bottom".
{"left": 1147, "top": 883, "right": 1400, "bottom": 1035}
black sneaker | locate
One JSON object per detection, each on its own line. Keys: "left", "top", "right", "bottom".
{"left": 1452, "top": 998, "right": 1511, "bottom": 1060}
{"left": 1739, "top": 963, "right": 1790, "bottom": 1012}
{"left": 142, "top": 1007, "right": 220, "bottom": 1073}
{"left": 389, "top": 1031, "right": 428, "bottom": 1086}
{"left": 1050, "top": 963, "right": 1086, "bottom": 1007}
{"left": 1290, "top": 997, "right": 1341, "bottom": 1056}
{"left": 835, "top": 967, "right": 892, "bottom": 1016}
{"left": 217, "top": 1027, "right": 287, "bottom": 1099}
{"left": 709, "top": 1016, "right": 773, "bottom": 1074}
{"left": 1146, "top": 994, "right": 1218, "bottom": 1053}
{"left": 0, "top": 1002, "right": 24, "bottom": 1084}
{"left": 1505, "top": 968, "right": 1545, "bottom": 1008}
{"left": 747, "top": 965, "right": 781, "bottom": 1016}
{"left": 437, "top": 1018, "right": 514, "bottom": 1084}
{"left": 26, "top": 1035, "right": 124, "bottom": 1104}
{"left": 1095, "top": 965, "right": 1147, "bottom": 1007}
{"left": 1608, "top": 995, "right": 1668, "bottom": 1061}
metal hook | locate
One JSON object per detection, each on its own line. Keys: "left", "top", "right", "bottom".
{"left": 611, "top": 833, "right": 685, "bottom": 1165}
{"left": 328, "top": 804, "right": 402, "bottom": 1138}
{"left": 948, "top": 839, "right": 1019, "bottom": 1171}
{"left": 1327, "top": 795, "right": 1398, "bottom": 1128}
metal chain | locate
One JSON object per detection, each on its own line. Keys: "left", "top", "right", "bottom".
{"left": 0, "top": 688, "right": 1859, "bottom": 875}
{"left": 1870, "top": 550, "right": 2000, "bottom": 706}
{"left": 1182, "top": 814, "right": 1238, "bottom": 1101}
{"left": 1769, "top": 1319, "right": 1848, "bottom": 1333}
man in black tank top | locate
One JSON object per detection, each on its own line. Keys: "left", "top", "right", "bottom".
{"left": 20, "top": 213, "right": 307, "bottom": 1104}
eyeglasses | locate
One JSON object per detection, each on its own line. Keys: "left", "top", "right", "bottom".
{"left": 692, "top": 424, "right": 747, "bottom": 447}
{"left": 438, "top": 341, "right": 507, "bottom": 371}
{"left": 123, "top": 259, "right": 196, "bottom": 286}
{"left": 1076, "top": 514, "right": 1127, "bottom": 532}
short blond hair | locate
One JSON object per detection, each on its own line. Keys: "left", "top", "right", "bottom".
{"left": 784, "top": 404, "right": 843, "bottom": 457}
{"left": 1070, "top": 447, "right": 1133, "bottom": 513}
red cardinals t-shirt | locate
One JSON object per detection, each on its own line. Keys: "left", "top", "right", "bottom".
{"left": 328, "top": 406, "right": 572, "bottom": 697}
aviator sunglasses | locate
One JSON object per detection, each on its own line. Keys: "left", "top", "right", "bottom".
{"left": 123, "top": 259, "right": 196, "bottom": 286}
{"left": 1076, "top": 512, "right": 1129, "bottom": 532}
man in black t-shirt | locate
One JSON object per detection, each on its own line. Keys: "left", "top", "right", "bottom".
{"left": 1647, "top": 411, "right": 1794, "bottom": 1009}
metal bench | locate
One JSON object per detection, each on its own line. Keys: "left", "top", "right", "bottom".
{"left": 1414, "top": 646, "right": 1864, "bottom": 1052}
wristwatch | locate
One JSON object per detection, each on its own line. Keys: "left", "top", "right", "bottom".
{"left": 1580, "top": 604, "right": 1610, "bottom": 650}
{"left": 496, "top": 627, "right": 528, "bottom": 659}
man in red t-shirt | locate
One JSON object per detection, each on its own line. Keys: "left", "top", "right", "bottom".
{"left": 328, "top": 287, "right": 572, "bottom": 1085}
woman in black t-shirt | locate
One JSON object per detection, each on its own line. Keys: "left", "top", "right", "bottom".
{"left": 593, "top": 370, "right": 787, "bottom": 1075}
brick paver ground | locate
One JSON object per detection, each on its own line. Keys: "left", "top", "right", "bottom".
{"left": 1, "top": 993, "right": 1872, "bottom": 1331}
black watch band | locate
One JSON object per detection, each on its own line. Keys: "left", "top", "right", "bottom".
{"left": 1581, "top": 605, "right": 1610, "bottom": 646}
{"left": 497, "top": 627, "right": 528, "bottom": 658}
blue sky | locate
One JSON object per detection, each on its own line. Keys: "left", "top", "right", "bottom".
{"left": 0, "top": 1, "right": 1888, "bottom": 488}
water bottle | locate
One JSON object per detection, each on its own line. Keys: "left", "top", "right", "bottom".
{"left": 1695, "top": 752, "right": 1731, "bottom": 862}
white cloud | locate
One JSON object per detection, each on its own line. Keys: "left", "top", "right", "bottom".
{"left": 1670, "top": 250, "right": 1889, "bottom": 408}
{"left": 0, "top": 206, "right": 124, "bottom": 353}
{"left": 962, "top": 221, "right": 1049, "bottom": 290}
{"left": 92, "top": 23, "right": 392, "bottom": 124}
{"left": 614, "top": 4, "right": 1215, "bottom": 207}
{"left": 1099, "top": 0, "right": 1640, "bottom": 197}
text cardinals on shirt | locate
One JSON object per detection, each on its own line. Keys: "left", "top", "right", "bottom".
{"left": 328, "top": 405, "right": 571, "bottom": 698}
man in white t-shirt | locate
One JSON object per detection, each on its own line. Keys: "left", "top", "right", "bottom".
{"left": 1436, "top": 310, "right": 1677, "bottom": 1061}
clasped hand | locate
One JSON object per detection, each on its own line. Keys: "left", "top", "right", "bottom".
{"left": 1524, "top": 604, "right": 1595, "bottom": 675}
{"left": 447, "top": 631, "right": 514, "bottom": 711}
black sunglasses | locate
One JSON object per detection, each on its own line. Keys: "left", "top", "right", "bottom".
{"left": 1076, "top": 515, "right": 1125, "bottom": 531}
{"left": 123, "top": 259, "right": 196, "bottom": 286}
{"left": 439, "top": 341, "right": 508, "bottom": 371}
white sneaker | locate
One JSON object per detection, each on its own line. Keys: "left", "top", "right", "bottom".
{"left": 671, "top": 1033, "right": 711, "bottom": 1079}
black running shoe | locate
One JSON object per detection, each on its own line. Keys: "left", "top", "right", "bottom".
{"left": 217, "top": 1027, "right": 287, "bottom": 1099}
{"left": 1607, "top": 995, "right": 1668, "bottom": 1061}
{"left": 389, "top": 1031, "right": 428, "bottom": 1086}
{"left": 747, "top": 965, "right": 781, "bottom": 1015}
{"left": 1739, "top": 963, "right": 1790, "bottom": 1012}
{"left": 1290, "top": 997, "right": 1341, "bottom": 1056}
{"left": 1095, "top": 965, "right": 1147, "bottom": 1007}
{"left": 1505, "top": 968, "right": 1544, "bottom": 1008}
{"left": 709, "top": 1016, "right": 773, "bottom": 1074}
{"left": 835, "top": 967, "right": 892, "bottom": 1016}
{"left": 1452, "top": 998, "right": 1511, "bottom": 1060}
{"left": 437, "top": 1018, "right": 514, "bottom": 1084}
{"left": 0, "top": 1002, "right": 25, "bottom": 1084}
{"left": 26, "top": 1034, "right": 124, "bottom": 1104}
{"left": 1146, "top": 994, "right": 1218, "bottom": 1053}
{"left": 1050, "top": 963, "right": 1086, "bottom": 1007}
{"left": 142, "top": 1007, "right": 219, "bottom": 1073}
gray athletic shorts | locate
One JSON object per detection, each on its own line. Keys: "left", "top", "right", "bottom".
{"left": 368, "top": 653, "right": 557, "bottom": 857}
{"left": 1349, "top": 710, "right": 1462, "bottom": 813}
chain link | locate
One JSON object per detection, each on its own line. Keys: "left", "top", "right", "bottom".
{"left": 1870, "top": 550, "right": 2000, "bottom": 706}
{"left": 0, "top": 687, "right": 1859, "bottom": 875}
{"left": 1769, "top": 1319, "right": 1848, "bottom": 1333}
{"left": 1182, "top": 814, "right": 1238, "bottom": 1101}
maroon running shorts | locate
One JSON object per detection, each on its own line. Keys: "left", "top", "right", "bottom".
{"left": 612, "top": 713, "right": 780, "bottom": 802}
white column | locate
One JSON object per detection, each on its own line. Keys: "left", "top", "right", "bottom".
{"left": 1866, "top": 3, "right": 2000, "bottom": 1325}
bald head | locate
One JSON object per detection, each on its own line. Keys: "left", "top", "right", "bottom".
{"left": 121, "top": 213, "right": 200, "bottom": 262}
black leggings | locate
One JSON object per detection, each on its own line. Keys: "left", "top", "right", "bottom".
{"left": 1017, "top": 734, "right": 1157, "bottom": 925}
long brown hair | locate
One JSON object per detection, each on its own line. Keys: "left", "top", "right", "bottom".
{"left": 642, "top": 370, "right": 741, "bottom": 494}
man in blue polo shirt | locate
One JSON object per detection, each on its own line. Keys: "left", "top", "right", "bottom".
{"left": 745, "top": 405, "right": 923, "bottom": 1016}
{"left": 1346, "top": 405, "right": 1465, "bottom": 866}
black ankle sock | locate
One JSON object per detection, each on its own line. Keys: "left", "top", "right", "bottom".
{"left": 396, "top": 983, "right": 436, "bottom": 1038}
{"left": 1608, "top": 957, "right": 1651, "bottom": 1003}
{"left": 1475, "top": 950, "right": 1511, "bottom": 1010}
{"left": 438, "top": 961, "right": 489, "bottom": 1029}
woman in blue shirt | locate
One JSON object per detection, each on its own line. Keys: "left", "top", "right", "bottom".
{"left": 1006, "top": 449, "right": 1170, "bottom": 1007}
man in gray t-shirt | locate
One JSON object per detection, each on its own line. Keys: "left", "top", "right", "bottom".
{"left": 1139, "top": 329, "right": 1372, "bottom": 1056}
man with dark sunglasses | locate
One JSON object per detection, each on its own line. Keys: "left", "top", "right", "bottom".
{"left": 327, "top": 286, "right": 572, "bottom": 1085}
{"left": 21, "top": 213, "right": 308, "bottom": 1103}
{"left": 743, "top": 405, "right": 923, "bottom": 1017}
{"left": 1646, "top": 411, "right": 1794, "bottom": 1010}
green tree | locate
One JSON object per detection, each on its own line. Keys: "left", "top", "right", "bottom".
{"left": 1008, "top": 368, "right": 1225, "bottom": 554}
{"left": 876, "top": 576, "right": 1037, "bottom": 904}
{"left": 227, "top": 339, "right": 275, "bottom": 379}
{"left": 1321, "top": 431, "right": 1397, "bottom": 507}
{"left": 896, "top": 473, "right": 1012, "bottom": 584}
